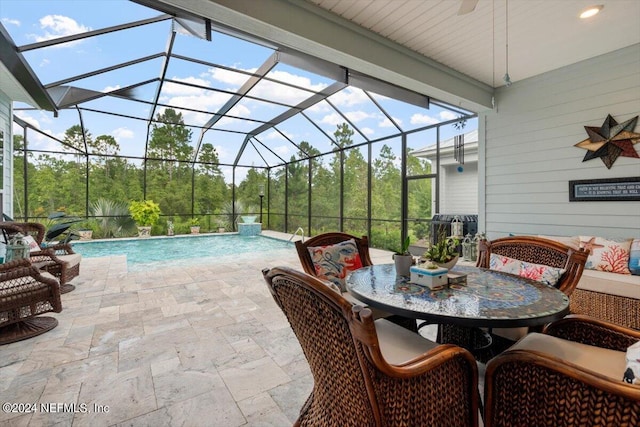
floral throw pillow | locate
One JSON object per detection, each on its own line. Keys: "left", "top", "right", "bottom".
{"left": 579, "top": 236, "right": 632, "bottom": 274}
{"left": 490, "top": 253, "right": 566, "bottom": 286}
{"left": 307, "top": 239, "right": 363, "bottom": 292}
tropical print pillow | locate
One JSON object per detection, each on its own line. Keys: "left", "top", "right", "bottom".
{"left": 579, "top": 236, "right": 632, "bottom": 274}
{"left": 490, "top": 253, "right": 566, "bottom": 286}
{"left": 308, "top": 239, "right": 363, "bottom": 292}
{"left": 629, "top": 239, "right": 640, "bottom": 276}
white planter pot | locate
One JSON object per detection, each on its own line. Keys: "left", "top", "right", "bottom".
{"left": 137, "top": 226, "right": 152, "bottom": 238}
{"left": 393, "top": 254, "right": 414, "bottom": 277}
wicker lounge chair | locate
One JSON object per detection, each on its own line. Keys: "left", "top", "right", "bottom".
{"left": 263, "top": 266, "right": 479, "bottom": 427}
{"left": 295, "top": 232, "right": 418, "bottom": 332}
{"left": 0, "top": 258, "right": 62, "bottom": 344}
{"left": 484, "top": 315, "right": 640, "bottom": 427}
{"left": 0, "top": 221, "right": 81, "bottom": 293}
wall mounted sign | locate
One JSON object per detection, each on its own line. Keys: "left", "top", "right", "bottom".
{"left": 574, "top": 114, "right": 640, "bottom": 169}
{"left": 569, "top": 177, "right": 640, "bottom": 202}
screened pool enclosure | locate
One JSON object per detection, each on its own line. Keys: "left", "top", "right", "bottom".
{"left": 3, "top": 0, "right": 477, "bottom": 251}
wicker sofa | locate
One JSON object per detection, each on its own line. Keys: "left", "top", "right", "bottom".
{"left": 540, "top": 235, "right": 639, "bottom": 330}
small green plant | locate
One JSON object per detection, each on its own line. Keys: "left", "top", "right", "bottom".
{"left": 91, "top": 198, "right": 137, "bottom": 238}
{"left": 189, "top": 217, "right": 200, "bottom": 226}
{"left": 423, "top": 236, "right": 459, "bottom": 264}
{"left": 395, "top": 236, "right": 411, "bottom": 256}
{"left": 128, "top": 200, "right": 161, "bottom": 226}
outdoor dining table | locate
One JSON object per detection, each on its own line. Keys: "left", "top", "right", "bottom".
{"left": 345, "top": 263, "right": 570, "bottom": 355}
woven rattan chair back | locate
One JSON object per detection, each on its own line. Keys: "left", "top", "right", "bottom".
{"left": 264, "top": 266, "right": 380, "bottom": 425}
{"left": 476, "top": 235, "right": 588, "bottom": 295}
{"left": 264, "top": 266, "right": 480, "bottom": 427}
{"left": 0, "top": 258, "right": 62, "bottom": 344}
{"left": 295, "top": 232, "right": 373, "bottom": 277}
{"left": 484, "top": 315, "right": 640, "bottom": 427}
{"left": 11, "top": 222, "right": 46, "bottom": 244}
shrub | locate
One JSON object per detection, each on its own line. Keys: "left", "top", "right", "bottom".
{"left": 128, "top": 200, "right": 161, "bottom": 226}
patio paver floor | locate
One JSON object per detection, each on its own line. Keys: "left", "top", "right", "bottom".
{"left": 0, "top": 231, "right": 403, "bottom": 426}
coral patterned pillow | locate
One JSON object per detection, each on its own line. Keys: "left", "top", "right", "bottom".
{"left": 490, "top": 253, "right": 566, "bottom": 286}
{"left": 308, "top": 239, "right": 363, "bottom": 292}
{"left": 579, "top": 236, "right": 632, "bottom": 274}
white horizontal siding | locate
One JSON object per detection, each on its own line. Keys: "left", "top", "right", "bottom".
{"left": 441, "top": 163, "right": 478, "bottom": 214}
{"left": 480, "top": 44, "right": 640, "bottom": 240}
{"left": 0, "top": 90, "right": 11, "bottom": 218}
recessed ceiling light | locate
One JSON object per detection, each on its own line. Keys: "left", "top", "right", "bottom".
{"left": 580, "top": 5, "right": 603, "bottom": 19}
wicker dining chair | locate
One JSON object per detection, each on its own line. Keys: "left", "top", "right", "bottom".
{"left": 476, "top": 235, "right": 589, "bottom": 296}
{"left": 0, "top": 258, "right": 62, "bottom": 345}
{"left": 0, "top": 221, "right": 81, "bottom": 293}
{"left": 484, "top": 315, "right": 640, "bottom": 427}
{"left": 295, "top": 232, "right": 418, "bottom": 332}
{"left": 263, "top": 266, "right": 479, "bottom": 427}
{"left": 475, "top": 235, "right": 589, "bottom": 346}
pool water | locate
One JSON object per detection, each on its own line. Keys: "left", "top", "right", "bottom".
{"left": 72, "top": 234, "right": 291, "bottom": 271}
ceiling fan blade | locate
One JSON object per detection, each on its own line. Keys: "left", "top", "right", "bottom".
{"left": 457, "top": 0, "right": 479, "bottom": 15}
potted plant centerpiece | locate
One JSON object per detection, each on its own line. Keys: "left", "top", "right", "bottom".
{"left": 423, "top": 236, "right": 460, "bottom": 270}
{"left": 189, "top": 217, "right": 200, "bottom": 234}
{"left": 393, "top": 236, "right": 414, "bottom": 277}
{"left": 128, "top": 200, "right": 161, "bottom": 237}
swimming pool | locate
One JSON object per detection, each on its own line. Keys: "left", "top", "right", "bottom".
{"left": 72, "top": 234, "right": 292, "bottom": 271}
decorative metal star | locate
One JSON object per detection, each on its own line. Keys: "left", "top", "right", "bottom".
{"left": 574, "top": 114, "right": 640, "bottom": 169}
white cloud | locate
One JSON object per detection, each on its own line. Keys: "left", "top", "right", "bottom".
{"left": 209, "top": 67, "right": 328, "bottom": 106}
{"left": 410, "top": 113, "right": 439, "bottom": 125}
{"left": 361, "top": 127, "right": 375, "bottom": 136}
{"left": 30, "top": 15, "right": 91, "bottom": 47}
{"left": 274, "top": 145, "right": 290, "bottom": 156}
{"left": 262, "top": 130, "right": 290, "bottom": 141}
{"left": 439, "top": 111, "right": 458, "bottom": 121}
{"left": 15, "top": 113, "right": 40, "bottom": 130}
{"left": 320, "top": 113, "right": 342, "bottom": 126}
{"left": 208, "top": 67, "right": 249, "bottom": 88}
{"left": 306, "top": 101, "right": 331, "bottom": 114}
{"left": 13, "top": 112, "right": 65, "bottom": 151}
{"left": 103, "top": 85, "right": 121, "bottom": 93}
{"left": 163, "top": 76, "right": 211, "bottom": 95}
{"left": 39, "top": 58, "right": 50, "bottom": 68}
{"left": 214, "top": 145, "right": 230, "bottom": 162}
{"left": 379, "top": 117, "right": 402, "bottom": 128}
{"left": 327, "top": 87, "right": 368, "bottom": 107}
{"left": 344, "top": 110, "right": 373, "bottom": 123}
{"left": 112, "top": 127, "right": 134, "bottom": 140}
{"left": 267, "top": 70, "right": 327, "bottom": 92}
{"left": 160, "top": 91, "right": 234, "bottom": 126}
{"left": 2, "top": 18, "right": 20, "bottom": 26}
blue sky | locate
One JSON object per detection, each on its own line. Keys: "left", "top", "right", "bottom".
{"left": 1, "top": 0, "right": 476, "bottom": 179}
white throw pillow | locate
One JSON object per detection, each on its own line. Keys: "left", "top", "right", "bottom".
{"left": 623, "top": 340, "right": 640, "bottom": 385}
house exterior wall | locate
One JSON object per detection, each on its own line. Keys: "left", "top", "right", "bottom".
{"left": 0, "top": 89, "right": 11, "bottom": 218}
{"left": 440, "top": 162, "right": 478, "bottom": 215}
{"left": 479, "top": 43, "right": 640, "bottom": 240}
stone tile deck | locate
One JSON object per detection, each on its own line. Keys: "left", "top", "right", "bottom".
{"left": 0, "top": 231, "right": 402, "bottom": 426}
